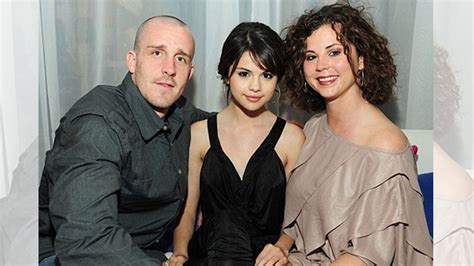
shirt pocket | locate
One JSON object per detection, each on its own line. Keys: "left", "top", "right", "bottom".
{"left": 120, "top": 144, "right": 180, "bottom": 210}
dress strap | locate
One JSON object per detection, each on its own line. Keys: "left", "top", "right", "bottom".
{"left": 207, "top": 114, "right": 219, "bottom": 148}
{"left": 265, "top": 117, "right": 286, "bottom": 149}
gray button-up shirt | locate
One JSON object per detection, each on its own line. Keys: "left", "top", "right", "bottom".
{"left": 39, "top": 73, "right": 209, "bottom": 265}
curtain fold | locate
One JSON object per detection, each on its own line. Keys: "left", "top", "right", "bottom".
{"left": 36, "top": 0, "right": 435, "bottom": 166}
{"left": 1, "top": 1, "right": 39, "bottom": 265}
{"left": 1, "top": 0, "right": 19, "bottom": 199}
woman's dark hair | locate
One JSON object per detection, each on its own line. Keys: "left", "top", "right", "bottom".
{"left": 283, "top": 3, "right": 397, "bottom": 112}
{"left": 218, "top": 22, "right": 287, "bottom": 91}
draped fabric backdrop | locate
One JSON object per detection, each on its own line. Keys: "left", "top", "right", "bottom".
{"left": 1, "top": 1, "right": 39, "bottom": 264}
{"left": 38, "top": 0, "right": 432, "bottom": 172}
{"left": 0, "top": 0, "right": 439, "bottom": 265}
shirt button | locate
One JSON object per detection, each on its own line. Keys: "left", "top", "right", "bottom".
{"left": 162, "top": 125, "right": 169, "bottom": 131}
{"left": 178, "top": 169, "right": 182, "bottom": 175}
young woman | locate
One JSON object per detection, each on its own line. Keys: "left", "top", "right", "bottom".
{"left": 166, "top": 22, "right": 304, "bottom": 266}
{"left": 257, "top": 3, "right": 432, "bottom": 265}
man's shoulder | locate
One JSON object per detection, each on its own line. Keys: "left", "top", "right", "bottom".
{"left": 175, "top": 96, "right": 211, "bottom": 122}
{"left": 76, "top": 85, "right": 125, "bottom": 112}
{"left": 63, "top": 85, "right": 128, "bottom": 124}
{"left": 175, "top": 96, "right": 196, "bottom": 113}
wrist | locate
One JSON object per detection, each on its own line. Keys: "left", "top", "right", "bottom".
{"left": 274, "top": 242, "right": 289, "bottom": 257}
{"left": 172, "top": 253, "right": 189, "bottom": 261}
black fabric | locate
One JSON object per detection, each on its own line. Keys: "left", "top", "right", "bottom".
{"left": 38, "top": 73, "right": 210, "bottom": 265}
{"left": 188, "top": 114, "right": 286, "bottom": 264}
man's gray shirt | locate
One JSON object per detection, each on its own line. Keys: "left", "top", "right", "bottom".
{"left": 39, "top": 73, "right": 209, "bottom": 265}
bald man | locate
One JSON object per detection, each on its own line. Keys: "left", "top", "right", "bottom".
{"left": 39, "top": 16, "right": 209, "bottom": 265}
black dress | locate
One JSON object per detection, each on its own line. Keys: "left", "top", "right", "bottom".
{"left": 187, "top": 114, "right": 287, "bottom": 265}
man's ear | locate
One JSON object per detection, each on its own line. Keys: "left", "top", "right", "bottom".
{"left": 187, "top": 64, "right": 194, "bottom": 80}
{"left": 127, "top": 51, "right": 137, "bottom": 73}
{"left": 358, "top": 56, "right": 364, "bottom": 71}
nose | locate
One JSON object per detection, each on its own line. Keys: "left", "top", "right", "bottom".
{"left": 316, "top": 55, "right": 329, "bottom": 72}
{"left": 162, "top": 56, "right": 176, "bottom": 77}
{"left": 249, "top": 77, "right": 262, "bottom": 92}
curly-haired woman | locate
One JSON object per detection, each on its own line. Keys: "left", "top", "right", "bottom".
{"left": 256, "top": 3, "right": 433, "bottom": 265}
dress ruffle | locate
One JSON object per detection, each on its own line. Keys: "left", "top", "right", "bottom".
{"left": 283, "top": 114, "right": 433, "bottom": 265}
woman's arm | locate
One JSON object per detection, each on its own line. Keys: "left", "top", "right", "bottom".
{"left": 278, "top": 123, "right": 305, "bottom": 177}
{"left": 256, "top": 233, "right": 295, "bottom": 266}
{"left": 255, "top": 123, "right": 304, "bottom": 265}
{"left": 168, "top": 122, "right": 207, "bottom": 266}
{"left": 330, "top": 253, "right": 366, "bottom": 266}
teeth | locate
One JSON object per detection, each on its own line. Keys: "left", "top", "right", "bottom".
{"left": 318, "top": 76, "right": 337, "bottom": 82}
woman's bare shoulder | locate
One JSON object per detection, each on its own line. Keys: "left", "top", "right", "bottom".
{"left": 281, "top": 121, "right": 305, "bottom": 148}
{"left": 191, "top": 119, "right": 210, "bottom": 147}
{"left": 366, "top": 120, "right": 408, "bottom": 153}
{"left": 191, "top": 119, "right": 207, "bottom": 131}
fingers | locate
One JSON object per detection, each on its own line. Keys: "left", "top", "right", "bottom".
{"left": 255, "top": 244, "right": 288, "bottom": 266}
{"left": 165, "top": 254, "right": 188, "bottom": 266}
{"left": 256, "top": 244, "right": 273, "bottom": 264}
{"left": 165, "top": 259, "right": 183, "bottom": 266}
{"left": 256, "top": 256, "right": 289, "bottom": 266}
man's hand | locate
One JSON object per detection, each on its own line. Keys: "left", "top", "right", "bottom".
{"left": 255, "top": 243, "right": 290, "bottom": 266}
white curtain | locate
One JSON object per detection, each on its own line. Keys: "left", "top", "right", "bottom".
{"left": 38, "top": 0, "right": 433, "bottom": 165}
{"left": 0, "top": 0, "right": 39, "bottom": 264}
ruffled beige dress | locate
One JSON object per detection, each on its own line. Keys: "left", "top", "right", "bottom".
{"left": 283, "top": 114, "right": 433, "bottom": 265}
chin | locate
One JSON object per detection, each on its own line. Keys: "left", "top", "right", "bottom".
{"left": 247, "top": 105, "right": 267, "bottom": 113}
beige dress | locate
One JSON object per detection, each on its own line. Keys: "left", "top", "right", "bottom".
{"left": 283, "top": 114, "right": 433, "bottom": 265}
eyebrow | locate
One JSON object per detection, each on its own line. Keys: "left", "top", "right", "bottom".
{"left": 306, "top": 43, "right": 342, "bottom": 53}
{"left": 325, "top": 43, "right": 341, "bottom": 49}
{"left": 236, "top": 67, "right": 251, "bottom": 72}
{"left": 235, "top": 67, "right": 271, "bottom": 73}
{"left": 146, "top": 45, "right": 192, "bottom": 58}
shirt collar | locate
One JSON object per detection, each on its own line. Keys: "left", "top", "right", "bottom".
{"left": 121, "top": 72, "right": 183, "bottom": 142}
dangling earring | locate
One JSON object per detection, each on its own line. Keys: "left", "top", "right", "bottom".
{"left": 303, "top": 82, "right": 310, "bottom": 93}
{"left": 358, "top": 70, "right": 365, "bottom": 87}
{"left": 303, "top": 82, "right": 313, "bottom": 103}
{"left": 222, "top": 85, "right": 228, "bottom": 99}
{"left": 270, "top": 88, "right": 281, "bottom": 104}
{"left": 223, "top": 79, "right": 231, "bottom": 103}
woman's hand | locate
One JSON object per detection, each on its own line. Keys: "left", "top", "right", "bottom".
{"left": 163, "top": 254, "right": 188, "bottom": 266}
{"left": 255, "top": 243, "right": 290, "bottom": 266}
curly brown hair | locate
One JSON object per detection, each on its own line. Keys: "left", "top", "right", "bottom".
{"left": 283, "top": 3, "right": 397, "bottom": 112}
{"left": 433, "top": 45, "right": 460, "bottom": 139}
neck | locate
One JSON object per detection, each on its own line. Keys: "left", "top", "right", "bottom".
{"left": 222, "top": 100, "right": 270, "bottom": 126}
{"left": 154, "top": 108, "right": 168, "bottom": 118}
{"left": 325, "top": 88, "right": 370, "bottom": 128}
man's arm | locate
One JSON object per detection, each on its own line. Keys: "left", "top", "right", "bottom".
{"left": 48, "top": 115, "right": 161, "bottom": 265}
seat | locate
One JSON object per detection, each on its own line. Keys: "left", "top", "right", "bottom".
{"left": 418, "top": 172, "right": 433, "bottom": 237}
